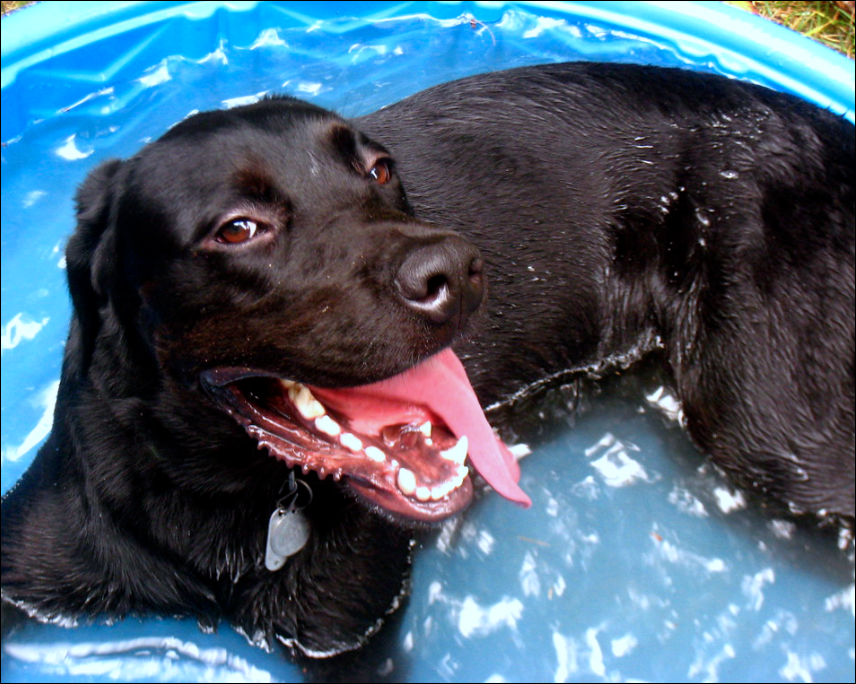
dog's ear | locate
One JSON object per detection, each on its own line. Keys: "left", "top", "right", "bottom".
{"left": 63, "top": 159, "right": 124, "bottom": 382}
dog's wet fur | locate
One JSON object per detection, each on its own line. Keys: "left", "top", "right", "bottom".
{"left": 2, "top": 63, "right": 854, "bottom": 657}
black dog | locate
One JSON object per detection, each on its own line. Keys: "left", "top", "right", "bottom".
{"left": 2, "top": 63, "right": 853, "bottom": 658}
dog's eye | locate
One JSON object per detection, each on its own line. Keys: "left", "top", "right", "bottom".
{"left": 216, "top": 218, "right": 263, "bottom": 245}
{"left": 369, "top": 161, "right": 392, "bottom": 185}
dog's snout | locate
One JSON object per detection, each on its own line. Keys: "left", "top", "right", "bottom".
{"left": 395, "top": 237, "right": 485, "bottom": 325}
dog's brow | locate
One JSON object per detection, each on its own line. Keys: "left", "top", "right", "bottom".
{"left": 326, "top": 122, "right": 392, "bottom": 175}
{"left": 233, "top": 165, "right": 281, "bottom": 204}
{"left": 326, "top": 123, "right": 358, "bottom": 162}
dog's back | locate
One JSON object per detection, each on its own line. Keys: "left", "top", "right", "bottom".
{"left": 358, "top": 63, "right": 855, "bottom": 518}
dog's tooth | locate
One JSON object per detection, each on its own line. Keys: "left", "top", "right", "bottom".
{"left": 397, "top": 468, "right": 417, "bottom": 496}
{"left": 315, "top": 415, "right": 341, "bottom": 437}
{"left": 418, "top": 421, "right": 432, "bottom": 438}
{"left": 295, "top": 386, "right": 326, "bottom": 419}
{"left": 431, "top": 482, "right": 453, "bottom": 500}
{"left": 340, "top": 433, "right": 363, "bottom": 452}
{"left": 280, "top": 379, "right": 296, "bottom": 389}
{"left": 416, "top": 486, "right": 431, "bottom": 502}
{"left": 453, "top": 464, "right": 469, "bottom": 488}
{"left": 440, "top": 435, "right": 468, "bottom": 465}
{"left": 365, "top": 446, "right": 386, "bottom": 462}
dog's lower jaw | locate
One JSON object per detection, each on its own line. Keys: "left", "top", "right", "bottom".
{"left": 2, "top": 381, "right": 417, "bottom": 659}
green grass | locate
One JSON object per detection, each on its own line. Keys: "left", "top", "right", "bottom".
{"left": 2, "top": 1, "right": 854, "bottom": 58}
{"left": 729, "top": 1, "right": 855, "bottom": 58}
{"left": 1, "top": 0, "right": 34, "bottom": 14}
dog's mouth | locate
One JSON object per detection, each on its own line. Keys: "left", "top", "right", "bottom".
{"left": 201, "top": 349, "right": 531, "bottom": 522}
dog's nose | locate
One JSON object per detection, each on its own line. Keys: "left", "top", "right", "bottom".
{"left": 395, "top": 237, "right": 485, "bottom": 325}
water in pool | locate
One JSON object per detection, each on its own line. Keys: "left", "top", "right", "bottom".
{"left": 2, "top": 5, "right": 853, "bottom": 682}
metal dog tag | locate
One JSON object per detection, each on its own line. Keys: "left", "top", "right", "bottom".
{"left": 265, "top": 507, "right": 311, "bottom": 571}
{"left": 264, "top": 475, "right": 312, "bottom": 572}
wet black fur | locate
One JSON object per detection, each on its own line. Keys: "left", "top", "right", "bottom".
{"left": 2, "top": 63, "right": 854, "bottom": 656}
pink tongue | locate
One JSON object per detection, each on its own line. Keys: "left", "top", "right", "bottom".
{"left": 315, "top": 350, "right": 530, "bottom": 507}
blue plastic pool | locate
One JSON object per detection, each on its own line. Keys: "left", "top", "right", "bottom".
{"left": 2, "top": 2, "right": 854, "bottom": 682}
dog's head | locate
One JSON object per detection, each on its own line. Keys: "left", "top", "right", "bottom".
{"left": 65, "top": 96, "right": 528, "bottom": 524}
